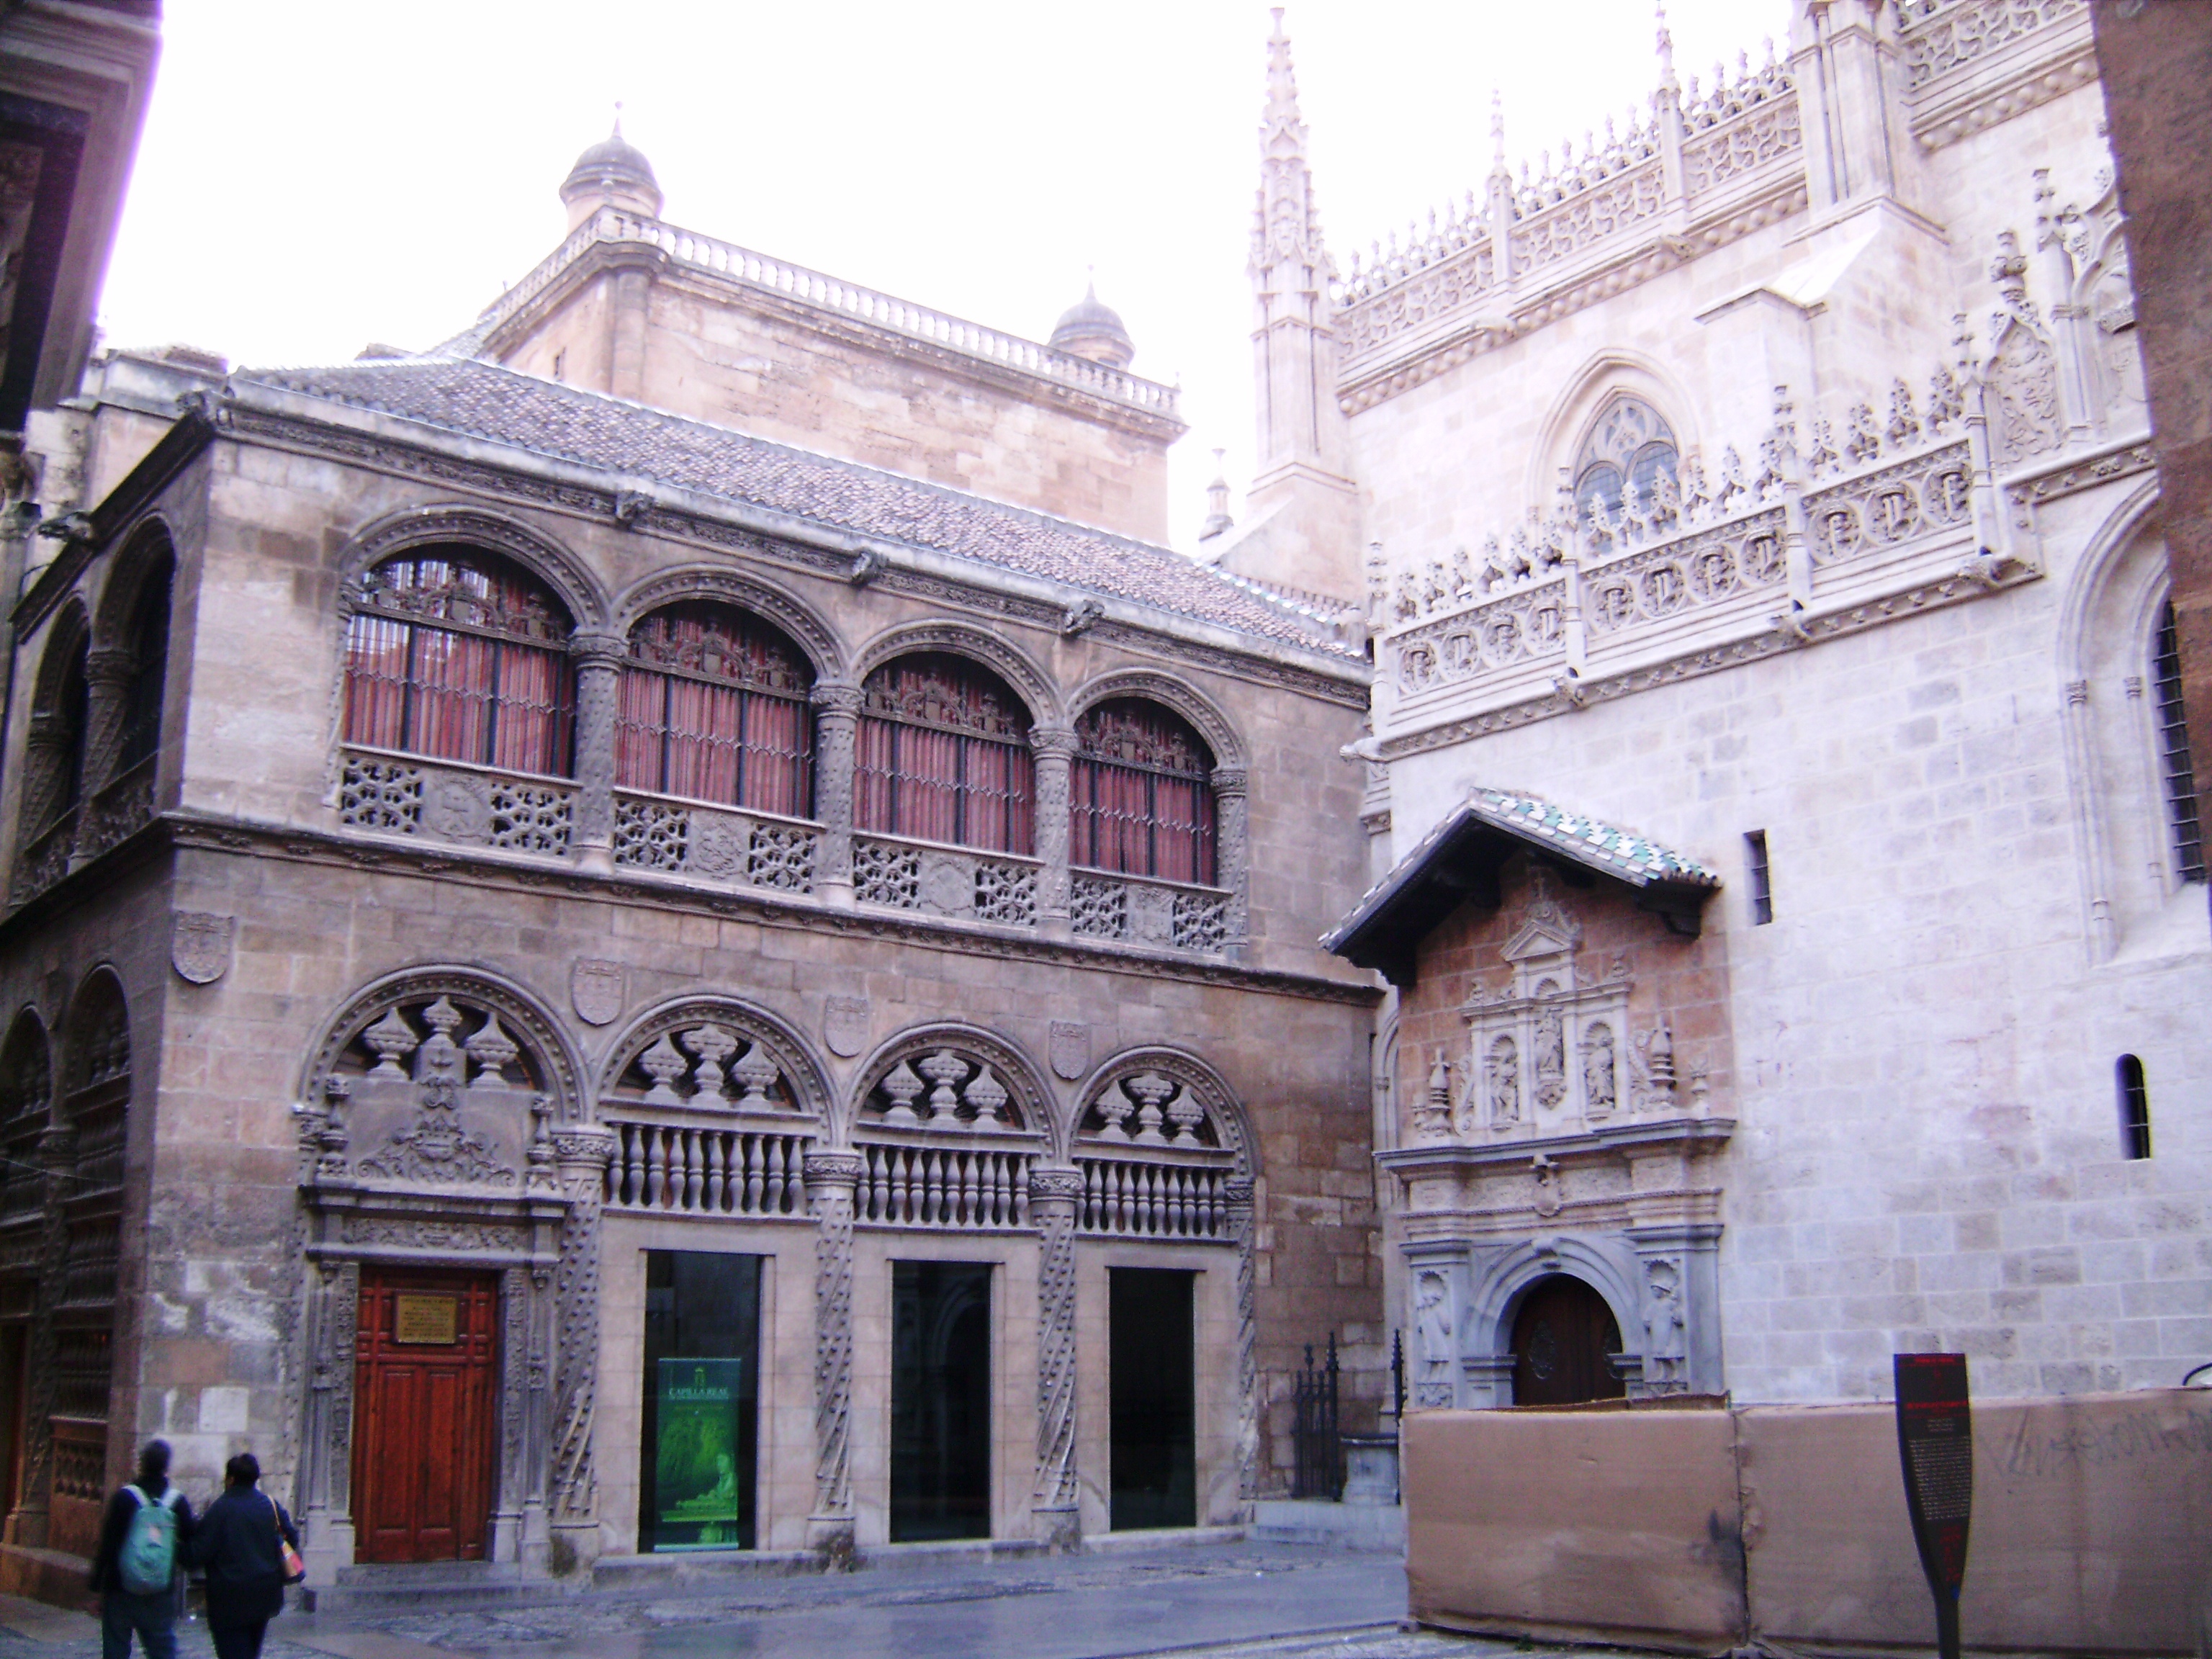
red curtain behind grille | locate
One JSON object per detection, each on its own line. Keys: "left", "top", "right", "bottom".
{"left": 1071, "top": 701, "right": 1216, "bottom": 885}
{"left": 855, "top": 655, "right": 1034, "bottom": 855}
{"left": 342, "top": 552, "right": 575, "bottom": 778}
{"left": 613, "top": 604, "right": 815, "bottom": 817}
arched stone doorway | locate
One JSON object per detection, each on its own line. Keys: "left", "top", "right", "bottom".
{"left": 1509, "top": 1275, "right": 1624, "bottom": 1406}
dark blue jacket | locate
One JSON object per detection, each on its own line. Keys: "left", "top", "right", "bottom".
{"left": 184, "top": 1487, "right": 297, "bottom": 1628}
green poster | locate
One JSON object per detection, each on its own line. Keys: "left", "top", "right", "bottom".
{"left": 655, "top": 1357, "right": 745, "bottom": 1547}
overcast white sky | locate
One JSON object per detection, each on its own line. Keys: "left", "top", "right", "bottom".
{"left": 100, "top": 1, "right": 1791, "bottom": 550}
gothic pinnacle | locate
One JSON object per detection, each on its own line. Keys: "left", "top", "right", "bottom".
{"left": 1655, "top": 1, "right": 1678, "bottom": 94}
{"left": 1489, "top": 90, "right": 1508, "bottom": 181}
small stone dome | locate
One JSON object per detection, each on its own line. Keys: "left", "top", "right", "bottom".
{"left": 559, "top": 120, "right": 663, "bottom": 230}
{"left": 1049, "top": 282, "right": 1135, "bottom": 370}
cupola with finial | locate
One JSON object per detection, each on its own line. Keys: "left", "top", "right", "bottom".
{"left": 559, "top": 109, "right": 663, "bottom": 231}
{"left": 1049, "top": 275, "right": 1136, "bottom": 370}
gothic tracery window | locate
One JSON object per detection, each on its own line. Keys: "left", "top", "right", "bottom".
{"left": 1071, "top": 699, "right": 1217, "bottom": 886}
{"left": 856, "top": 654, "right": 1035, "bottom": 855}
{"left": 2153, "top": 599, "right": 2205, "bottom": 884}
{"left": 616, "top": 603, "right": 815, "bottom": 818}
{"left": 343, "top": 549, "right": 577, "bottom": 778}
{"left": 1573, "top": 395, "right": 1680, "bottom": 528}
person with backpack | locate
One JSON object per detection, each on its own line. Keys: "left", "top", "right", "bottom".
{"left": 88, "top": 1439, "right": 194, "bottom": 1659}
{"left": 184, "top": 1454, "right": 300, "bottom": 1659}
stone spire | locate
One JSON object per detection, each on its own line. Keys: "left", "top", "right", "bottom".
{"left": 1201, "top": 449, "right": 1235, "bottom": 541}
{"left": 1217, "top": 7, "right": 1362, "bottom": 602}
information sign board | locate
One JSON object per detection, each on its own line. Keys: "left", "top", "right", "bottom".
{"left": 655, "top": 1357, "right": 745, "bottom": 1549}
{"left": 1894, "top": 1352, "right": 1971, "bottom": 1659}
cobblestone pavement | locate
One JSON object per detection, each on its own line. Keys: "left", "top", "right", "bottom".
{"left": 0, "top": 1542, "right": 1622, "bottom": 1659}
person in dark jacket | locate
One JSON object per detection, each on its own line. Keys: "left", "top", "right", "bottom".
{"left": 184, "top": 1454, "right": 297, "bottom": 1659}
{"left": 89, "top": 1439, "right": 194, "bottom": 1659}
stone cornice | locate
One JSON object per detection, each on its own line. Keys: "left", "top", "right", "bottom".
{"left": 11, "top": 812, "right": 1380, "bottom": 1008}
{"left": 1380, "top": 1116, "right": 1735, "bottom": 1181}
{"left": 210, "top": 393, "right": 1370, "bottom": 709}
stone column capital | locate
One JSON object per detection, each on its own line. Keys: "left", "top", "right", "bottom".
{"left": 1026, "top": 1167, "right": 1084, "bottom": 1205}
{"left": 1210, "top": 765, "right": 1250, "bottom": 796}
{"left": 803, "top": 1148, "right": 864, "bottom": 1189}
{"left": 809, "top": 682, "right": 863, "bottom": 718}
{"left": 84, "top": 645, "right": 135, "bottom": 685}
{"left": 1028, "top": 726, "right": 1079, "bottom": 759}
{"left": 568, "top": 632, "right": 628, "bottom": 667}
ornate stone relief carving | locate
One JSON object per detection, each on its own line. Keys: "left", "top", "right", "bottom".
{"left": 1446, "top": 873, "right": 1687, "bottom": 1143}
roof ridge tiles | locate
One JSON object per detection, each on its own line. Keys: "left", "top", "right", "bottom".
{"left": 228, "top": 356, "right": 1362, "bottom": 661}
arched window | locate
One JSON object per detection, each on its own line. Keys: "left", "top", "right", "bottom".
{"left": 1071, "top": 700, "right": 1217, "bottom": 886}
{"left": 616, "top": 604, "right": 815, "bottom": 817}
{"left": 114, "top": 555, "right": 172, "bottom": 777}
{"left": 1573, "top": 395, "right": 1679, "bottom": 526}
{"left": 2117, "top": 1054, "right": 2152, "bottom": 1160}
{"left": 343, "top": 549, "right": 575, "bottom": 777}
{"left": 53, "top": 642, "right": 89, "bottom": 825}
{"left": 857, "top": 655, "right": 1034, "bottom": 855}
{"left": 2153, "top": 599, "right": 2205, "bottom": 884}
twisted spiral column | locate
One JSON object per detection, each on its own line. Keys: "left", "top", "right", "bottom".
{"left": 1029, "top": 1168, "right": 1082, "bottom": 1548}
{"left": 804, "top": 1148, "right": 862, "bottom": 1560}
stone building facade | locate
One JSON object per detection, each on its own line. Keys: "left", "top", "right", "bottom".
{"left": 1283, "top": 0, "right": 2212, "bottom": 1410}
{"left": 0, "top": 137, "right": 1380, "bottom": 1590}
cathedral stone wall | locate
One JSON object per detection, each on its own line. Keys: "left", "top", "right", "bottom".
{"left": 1380, "top": 488, "right": 2212, "bottom": 1401}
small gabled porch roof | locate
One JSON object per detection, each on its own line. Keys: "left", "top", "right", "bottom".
{"left": 1321, "top": 789, "right": 1722, "bottom": 987}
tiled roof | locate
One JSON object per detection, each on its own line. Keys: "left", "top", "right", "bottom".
{"left": 233, "top": 357, "right": 1359, "bottom": 659}
{"left": 1321, "top": 788, "right": 1719, "bottom": 985}
{"left": 1467, "top": 790, "right": 1721, "bottom": 888}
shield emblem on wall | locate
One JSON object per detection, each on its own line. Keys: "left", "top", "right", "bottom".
{"left": 171, "top": 912, "right": 235, "bottom": 985}
{"left": 571, "top": 960, "right": 624, "bottom": 1026}
{"left": 1049, "top": 1020, "right": 1089, "bottom": 1082}
{"left": 824, "top": 995, "right": 870, "bottom": 1058}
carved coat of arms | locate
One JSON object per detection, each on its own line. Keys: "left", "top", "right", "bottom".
{"left": 824, "top": 994, "right": 870, "bottom": 1058}
{"left": 171, "top": 912, "right": 235, "bottom": 985}
{"left": 570, "top": 960, "right": 624, "bottom": 1027}
{"left": 1048, "top": 1020, "right": 1089, "bottom": 1082}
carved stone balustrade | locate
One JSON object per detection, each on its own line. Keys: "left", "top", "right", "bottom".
{"left": 612, "top": 790, "right": 820, "bottom": 894}
{"left": 338, "top": 747, "right": 577, "bottom": 858}
{"left": 851, "top": 834, "right": 1041, "bottom": 929}
{"left": 1069, "top": 869, "right": 1236, "bottom": 955}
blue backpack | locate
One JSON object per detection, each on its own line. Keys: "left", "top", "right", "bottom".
{"left": 117, "top": 1485, "right": 182, "bottom": 1595}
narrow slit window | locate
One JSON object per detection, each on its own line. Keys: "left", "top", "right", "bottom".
{"left": 2117, "top": 1055, "right": 2152, "bottom": 1161}
{"left": 2153, "top": 601, "right": 2206, "bottom": 884}
{"left": 1745, "top": 831, "right": 1772, "bottom": 925}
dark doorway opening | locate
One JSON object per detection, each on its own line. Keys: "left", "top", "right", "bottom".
{"left": 1510, "top": 1275, "right": 1625, "bottom": 1406}
{"left": 639, "top": 1251, "right": 762, "bottom": 1552}
{"left": 353, "top": 1267, "right": 500, "bottom": 1563}
{"left": 891, "top": 1260, "right": 992, "bottom": 1541}
{"left": 1110, "top": 1268, "right": 1196, "bottom": 1529}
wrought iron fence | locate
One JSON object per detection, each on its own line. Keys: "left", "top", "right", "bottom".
{"left": 1290, "top": 1334, "right": 1343, "bottom": 1501}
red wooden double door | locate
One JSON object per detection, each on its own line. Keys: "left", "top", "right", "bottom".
{"left": 354, "top": 1268, "right": 500, "bottom": 1563}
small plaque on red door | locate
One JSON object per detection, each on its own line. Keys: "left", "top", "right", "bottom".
{"left": 393, "top": 1293, "right": 459, "bottom": 1345}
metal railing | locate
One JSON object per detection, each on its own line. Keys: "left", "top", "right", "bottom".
{"left": 1290, "top": 1334, "right": 1344, "bottom": 1501}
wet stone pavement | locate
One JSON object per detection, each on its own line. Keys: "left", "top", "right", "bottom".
{"left": 0, "top": 1540, "right": 1621, "bottom": 1659}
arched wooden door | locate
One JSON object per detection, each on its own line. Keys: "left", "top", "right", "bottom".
{"left": 1509, "top": 1274, "right": 1626, "bottom": 1406}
